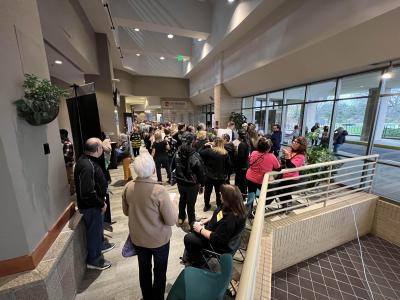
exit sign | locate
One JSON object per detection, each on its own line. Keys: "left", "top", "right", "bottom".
{"left": 177, "top": 55, "right": 183, "bottom": 62}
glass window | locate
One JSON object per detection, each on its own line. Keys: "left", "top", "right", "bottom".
{"left": 254, "top": 108, "right": 267, "bottom": 132}
{"left": 266, "top": 106, "right": 282, "bottom": 134}
{"left": 242, "top": 109, "right": 253, "bottom": 124}
{"left": 267, "top": 91, "right": 283, "bottom": 107}
{"left": 307, "top": 80, "right": 336, "bottom": 101}
{"left": 372, "top": 164, "right": 400, "bottom": 202}
{"left": 337, "top": 71, "right": 381, "bottom": 99}
{"left": 285, "top": 86, "right": 305, "bottom": 104}
{"left": 332, "top": 98, "right": 369, "bottom": 155}
{"left": 382, "top": 66, "right": 400, "bottom": 94}
{"left": 283, "top": 104, "right": 303, "bottom": 144}
{"left": 243, "top": 97, "right": 253, "bottom": 109}
{"left": 304, "top": 101, "right": 333, "bottom": 137}
{"left": 254, "top": 94, "right": 267, "bottom": 107}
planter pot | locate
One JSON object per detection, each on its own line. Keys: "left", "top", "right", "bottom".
{"left": 23, "top": 106, "right": 59, "bottom": 126}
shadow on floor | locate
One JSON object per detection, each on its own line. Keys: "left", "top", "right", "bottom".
{"left": 77, "top": 269, "right": 102, "bottom": 293}
{"left": 111, "top": 179, "right": 126, "bottom": 187}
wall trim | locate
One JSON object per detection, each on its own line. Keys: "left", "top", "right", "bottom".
{"left": 0, "top": 202, "right": 76, "bottom": 277}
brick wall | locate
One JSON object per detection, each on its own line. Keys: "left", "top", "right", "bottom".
{"left": 372, "top": 199, "right": 400, "bottom": 247}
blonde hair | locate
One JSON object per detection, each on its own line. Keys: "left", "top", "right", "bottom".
{"left": 212, "top": 137, "right": 227, "bottom": 155}
{"left": 197, "top": 130, "right": 207, "bottom": 140}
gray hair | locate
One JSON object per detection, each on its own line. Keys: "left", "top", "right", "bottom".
{"left": 120, "top": 133, "right": 128, "bottom": 142}
{"left": 133, "top": 153, "right": 155, "bottom": 178}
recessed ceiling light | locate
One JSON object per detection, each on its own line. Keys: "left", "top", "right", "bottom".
{"left": 136, "top": 53, "right": 141, "bottom": 56}
{"left": 167, "top": 34, "right": 174, "bottom": 39}
{"left": 228, "top": 0, "right": 235, "bottom": 2}
{"left": 197, "top": 38, "right": 203, "bottom": 42}
{"left": 160, "top": 56, "right": 165, "bottom": 60}
{"left": 134, "top": 28, "right": 140, "bottom": 32}
{"left": 54, "top": 60, "right": 62, "bottom": 64}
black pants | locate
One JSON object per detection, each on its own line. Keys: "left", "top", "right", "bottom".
{"left": 177, "top": 184, "right": 199, "bottom": 225}
{"left": 135, "top": 242, "right": 170, "bottom": 300}
{"left": 235, "top": 168, "right": 247, "bottom": 195}
{"left": 80, "top": 208, "right": 104, "bottom": 264}
{"left": 155, "top": 156, "right": 170, "bottom": 182}
{"left": 183, "top": 232, "right": 211, "bottom": 267}
{"left": 204, "top": 178, "right": 225, "bottom": 207}
{"left": 132, "top": 148, "right": 140, "bottom": 157}
{"left": 277, "top": 179, "right": 298, "bottom": 208}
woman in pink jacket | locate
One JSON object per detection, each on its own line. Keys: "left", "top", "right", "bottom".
{"left": 246, "top": 137, "right": 280, "bottom": 201}
{"left": 278, "top": 136, "right": 307, "bottom": 208}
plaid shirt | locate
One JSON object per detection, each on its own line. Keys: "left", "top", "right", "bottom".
{"left": 62, "top": 139, "right": 74, "bottom": 166}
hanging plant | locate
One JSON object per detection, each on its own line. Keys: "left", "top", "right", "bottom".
{"left": 14, "top": 74, "right": 68, "bottom": 126}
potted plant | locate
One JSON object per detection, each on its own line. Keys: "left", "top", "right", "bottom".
{"left": 14, "top": 74, "right": 68, "bottom": 126}
{"left": 229, "top": 112, "right": 247, "bottom": 130}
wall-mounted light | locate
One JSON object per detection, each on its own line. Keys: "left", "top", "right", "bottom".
{"left": 197, "top": 38, "right": 203, "bottom": 42}
{"left": 167, "top": 34, "right": 174, "bottom": 39}
{"left": 382, "top": 61, "right": 393, "bottom": 79}
{"left": 134, "top": 28, "right": 140, "bottom": 32}
{"left": 54, "top": 60, "right": 63, "bottom": 64}
{"left": 228, "top": 0, "right": 235, "bottom": 3}
{"left": 136, "top": 53, "right": 141, "bottom": 57}
{"left": 160, "top": 56, "right": 165, "bottom": 60}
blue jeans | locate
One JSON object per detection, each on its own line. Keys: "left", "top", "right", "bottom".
{"left": 333, "top": 143, "right": 342, "bottom": 153}
{"left": 80, "top": 208, "right": 104, "bottom": 264}
{"left": 135, "top": 242, "right": 170, "bottom": 300}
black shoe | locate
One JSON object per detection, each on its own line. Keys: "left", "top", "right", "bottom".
{"left": 102, "top": 242, "right": 115, "bottom": 254}
{"left": 87, "top": 258, "right": 112, "bottom": 270}
{"left": 203, "top": 205, "right": 211, "bottom": 212}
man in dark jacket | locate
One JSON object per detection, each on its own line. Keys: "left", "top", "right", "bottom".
{"left": 171, "top": 132, "right": 205, "bottom": 227}
{"left": 271, "top": 124, "right": 282, "bottom": 157}
{"left": 222, "top": 133, "right": 235, "bottom": 184}
{"left": 74, "top": 138, "right": 114, "bottom": 270}
{"left": 235, "top": 129, "right": 250, "bottom": 195}
{"left": 172, "top": 123, "right": 186, "bottom": 149}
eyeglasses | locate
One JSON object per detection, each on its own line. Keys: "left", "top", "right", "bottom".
{"left": 293, "top": 140, "right": 300, "bottom": 144}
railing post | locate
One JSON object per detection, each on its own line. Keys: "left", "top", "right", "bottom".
{"left": 368, "top": 156, "right": 378, "bottom": 193}
{"left": 325, "top": 165, "right": 333, "bottom": 207}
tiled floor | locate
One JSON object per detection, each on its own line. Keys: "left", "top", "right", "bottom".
{"left": 271, "top": 235, "right": 400, "bottom": 300}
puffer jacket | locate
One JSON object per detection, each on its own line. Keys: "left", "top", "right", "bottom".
{"left": 172, "top": 145, "right": 206, "bottom": 186}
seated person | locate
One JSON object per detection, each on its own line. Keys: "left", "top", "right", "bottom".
{"left": 183, "top": 184, "right": 246, "bottom": 267}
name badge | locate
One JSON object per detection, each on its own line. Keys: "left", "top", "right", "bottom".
{"left": 217, "top": 211, "right": 223, "bottom": 222}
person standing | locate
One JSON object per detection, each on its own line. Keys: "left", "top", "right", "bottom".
{"left": 222, "top": 133, "right": 235, "bottom": 184}
{"left": 60, "top": 129, "right": 75, "bottom": 195}
{"left": 152, "top": 131, "right": 171, "bottom": 183}
{"left": 271, "top": 124, "right": 282, "bottom": 157}
{"left": 234, "top": 129, "right": 250, "bottom": 196}
{"left": 333, "top": 127, "right": 348, "bottom": 153}
{"left": 172, "top": 132, "right": 206, "bottom": 227}
{"left": 74, "top": 138, "right": 115, "bottom": 270}
{"left": 122, "top": 153, "right": 178, "bottom": 300}
{"left": 311, "top": 122, "right": 320, "bottom": 146}
{"left": 200, "top": 137, "right": 231, "bottom": 212}
{"left": 117, "top": 134, "right": 132, "bottom": 182}
{"left": 320, "top": 126, "right": 330, "bottom": 148}
{"left": 291, "top": 125, "right": 300, "bottom": 142}
{"left": 130, "top": 127, "right": 142, "bottom": 157}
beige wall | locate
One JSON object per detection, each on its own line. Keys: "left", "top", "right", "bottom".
{"left": 0, "top": 0, "right": 70, "bottom": 260}
{"left": 220, "top": 84, "right": 242, "bottom": 128}
{"left": 372, "top": 199, "right": 400, "bottom": 247}
{"left": 114, "top": 69, "right": 189, "bottom": 98}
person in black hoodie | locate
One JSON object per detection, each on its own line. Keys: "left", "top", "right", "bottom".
{"left": 74, "top": 138, "right": 114, "bottom": 270}
{"left": 223, "top": 133, "right": 235, "bottom": 184}
{"left": 271, "top": 124, "right": 282, "bottom": 157}
{"left": 171, "top": 132, "right": 206, "bottom": 227}
{"left": 183, "top": 184, "right": 246, "bottom": 267}
{"left": 234, "top": 129, "right": 250, "bottom": 195}
{"left": 200, "top": 137, "right": 231, "bottom": 212}
{"left": 172, "top": 123, "right": 186, "bottom": 149}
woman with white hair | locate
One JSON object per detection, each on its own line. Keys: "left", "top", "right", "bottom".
{"left": 122, "top": 153, "right": 178, "bottom": 300}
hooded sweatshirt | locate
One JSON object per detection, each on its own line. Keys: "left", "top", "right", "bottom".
{"left": 173, "top": 145, "right": 206, "bottom": 186}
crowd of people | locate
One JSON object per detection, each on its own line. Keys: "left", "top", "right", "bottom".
{"left": 60, "top": 119, "right": 354, "bottom": 299}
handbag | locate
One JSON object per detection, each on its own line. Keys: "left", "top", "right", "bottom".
{"left": 122, "top": 235, "right": 137, "bottom": 257}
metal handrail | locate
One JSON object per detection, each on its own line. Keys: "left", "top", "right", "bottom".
{"left": 236, "top": 173, "right": 269, "bottom": 300}
{"left": 236, "top": 154, "right": 379, "bottom": 299}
